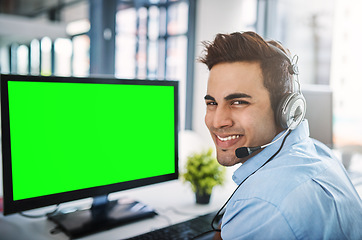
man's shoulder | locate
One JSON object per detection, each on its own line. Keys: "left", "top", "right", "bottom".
{"left": 228, "top": 165, "right": 362, "bottom": 239}
{"left": 233, "top": 147, "right": 344, "bottom": 206}
{"left": 226, "top": 139, "right": 362, "bottom": 239}
{"left": 235, "top": 164, "right": 321, "bottom": 205}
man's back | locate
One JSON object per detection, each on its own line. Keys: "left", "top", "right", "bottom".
{"left": 221, "top": 122, "right": 362, "bottom": 239}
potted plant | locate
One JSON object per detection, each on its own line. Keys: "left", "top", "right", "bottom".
{"left": 182, "top": 148, "right": 226, "bottom": 204}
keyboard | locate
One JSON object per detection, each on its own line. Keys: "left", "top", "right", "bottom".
{"left": 125, "top": 211, "right": 221, "bottom": 240}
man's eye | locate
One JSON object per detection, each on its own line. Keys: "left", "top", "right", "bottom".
{"left": 232, "top": 100, "right": 249, "bottom": 105}
{"left": 206, "top": 101, "right": 217, "bottom": 106}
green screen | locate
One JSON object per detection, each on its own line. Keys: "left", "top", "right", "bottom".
{"left": 7, "top": 81, "right": 176, "bottom": 201}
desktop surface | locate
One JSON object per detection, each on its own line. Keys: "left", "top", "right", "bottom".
{"left": 0, "top": 178, "right": 236, "bottom": 240}
{"left": 1, "top": 150, "right": 361, "bottom": 239}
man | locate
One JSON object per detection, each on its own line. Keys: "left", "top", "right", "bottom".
{"left": 199, "top": 31, "right": 362, "bottom": 239}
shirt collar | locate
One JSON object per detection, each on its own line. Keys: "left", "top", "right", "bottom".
{"left": 232, "top": 120, "right": 310, "bottom": 185}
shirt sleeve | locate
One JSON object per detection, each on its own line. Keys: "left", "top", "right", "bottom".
{"left": 221, "top": 197, "right": 297, "bottom": 240}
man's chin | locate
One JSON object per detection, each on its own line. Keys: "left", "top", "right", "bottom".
{"left": 216, "top": 149, "right": 240, "bottom": 166}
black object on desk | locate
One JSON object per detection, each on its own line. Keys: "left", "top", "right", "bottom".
{"left": 125, "top": 211, "right": 221, "bottom": 240}
{"left": 48, "top": 199, "right": 157, "bottom": 239}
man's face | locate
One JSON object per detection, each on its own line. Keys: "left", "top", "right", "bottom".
{"left": 204, "top": 61, "right": 282, "bottom": 166}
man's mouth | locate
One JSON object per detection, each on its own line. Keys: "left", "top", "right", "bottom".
{"left": 214, "top": 134, "right": 243, "bottom": 149}
{"left": 216, "top": 134, "right": 241, "bottom": 142}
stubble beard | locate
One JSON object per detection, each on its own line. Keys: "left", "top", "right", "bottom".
{"left": 216, "top": 148, "right": 241, "bottom": 167}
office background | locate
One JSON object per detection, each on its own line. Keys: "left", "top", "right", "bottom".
{"left": 0, "top": 0, "right": 361, "bottom": 198}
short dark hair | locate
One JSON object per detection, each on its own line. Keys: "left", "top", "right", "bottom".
{"left": 198, "top": 31, "right": 294, "bottom": 116}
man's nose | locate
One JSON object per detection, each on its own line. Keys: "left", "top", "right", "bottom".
{"left": 213, "top": 107, "right": 233, "bottom": 129}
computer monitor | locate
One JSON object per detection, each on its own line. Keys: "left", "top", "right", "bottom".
{"left": 302, "top": 84, "right": 333, "bottom": 148}
{"left": 0, "top": 74, "right": 179, "bottom": 238}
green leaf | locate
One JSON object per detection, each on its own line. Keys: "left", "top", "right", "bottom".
{"left": 181, "top": 148, "right": 226, "bottom": 194}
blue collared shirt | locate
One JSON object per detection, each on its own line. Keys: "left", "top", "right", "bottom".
{"left": 221, "top": 120, "right": 362, "bottom": 240}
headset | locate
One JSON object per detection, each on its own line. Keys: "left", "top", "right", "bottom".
{"left": 235, "top": 44, "right": 306, "bottom": 159}
{"left": 269, "top": 43, "right": 306, "bottom": 131}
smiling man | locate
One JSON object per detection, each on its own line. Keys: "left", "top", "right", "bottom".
{"left": 204, "top": 61, "right": 282, "bottom": 167}
{"left": 199, "top": 31, "right": 362, "bottom": 239}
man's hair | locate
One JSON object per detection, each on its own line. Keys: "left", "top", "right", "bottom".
{"left": 198, "top": 31, "right": 294, "bottom": 117}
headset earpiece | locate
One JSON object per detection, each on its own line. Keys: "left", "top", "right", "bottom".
{"left": 277, "top": 92, "right": 306, "bottom": 130}
{"left": 268, "top": 43, "right": 306, "bottom": 130}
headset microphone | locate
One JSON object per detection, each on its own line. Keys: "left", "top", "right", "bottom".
{"left": 235, "top": 128, "right": 291, "bottom": 158}
{"left": 235, "top": 146, "right": 261, "bottom": 158}
{"left": 235, "top": 110, "right": 303, "bottom": 158}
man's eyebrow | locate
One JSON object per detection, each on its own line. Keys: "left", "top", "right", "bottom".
{"left": 224, "top": 93, "right": 252, "bottom": 101}
{"left": 204, "top": 93, "right": 252, "bottom": 101}
{"left": 204, "top": 95, "right": 215, "bottom": 101}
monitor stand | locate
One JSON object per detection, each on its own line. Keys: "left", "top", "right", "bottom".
{"left": 48, "top": 195, "right": 157, "bottom": 238}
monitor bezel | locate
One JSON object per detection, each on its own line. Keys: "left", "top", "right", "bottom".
{"left": 0, "top": 74, "right": 179, "bottom": 215}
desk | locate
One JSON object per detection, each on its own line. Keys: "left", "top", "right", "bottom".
{"left": 0, "top": 175, "right": 237, "bottom": 240}
{"left": 1, "top": 153, "right": 362, "bottom": 240}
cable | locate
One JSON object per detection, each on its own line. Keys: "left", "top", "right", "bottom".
{"left": 211, "top": 130, "right": 291, "bottom": 232}
{"left": 19, "top": 204, "right": 60, "bottom": 218}
{"left": 191, "top": 229, "right": 217, "bottom": 240}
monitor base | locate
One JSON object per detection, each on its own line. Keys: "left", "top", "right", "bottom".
{"left": 48, "top": 198, "right": 157, "bottom": 238}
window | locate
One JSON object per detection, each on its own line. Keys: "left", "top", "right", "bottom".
{"left": 40, "top": 37, "right": 53, "bottom": 76}
{"left": 0, "top": 0, "right": 195, "bottom": 130}
{"left": 30, "top": 39, "right": 40, "bottom": 75}
{"left": 16, "top": 45, "right": 29, "bottom": 75}
{"left": 115, "top": 0, "right": 191, "bottom": 130}
{"left": 330, "top": 0, "right": 362, "bottom": 147}
{"left": 54, "top": 38, "right": 73, "bottom": 76}
{"left": 72, "top": 35, "right": 90, "bottom": 77}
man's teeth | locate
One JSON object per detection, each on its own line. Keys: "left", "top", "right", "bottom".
{"left": 217, "top": 135, "right": 240, "bottom": 142}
